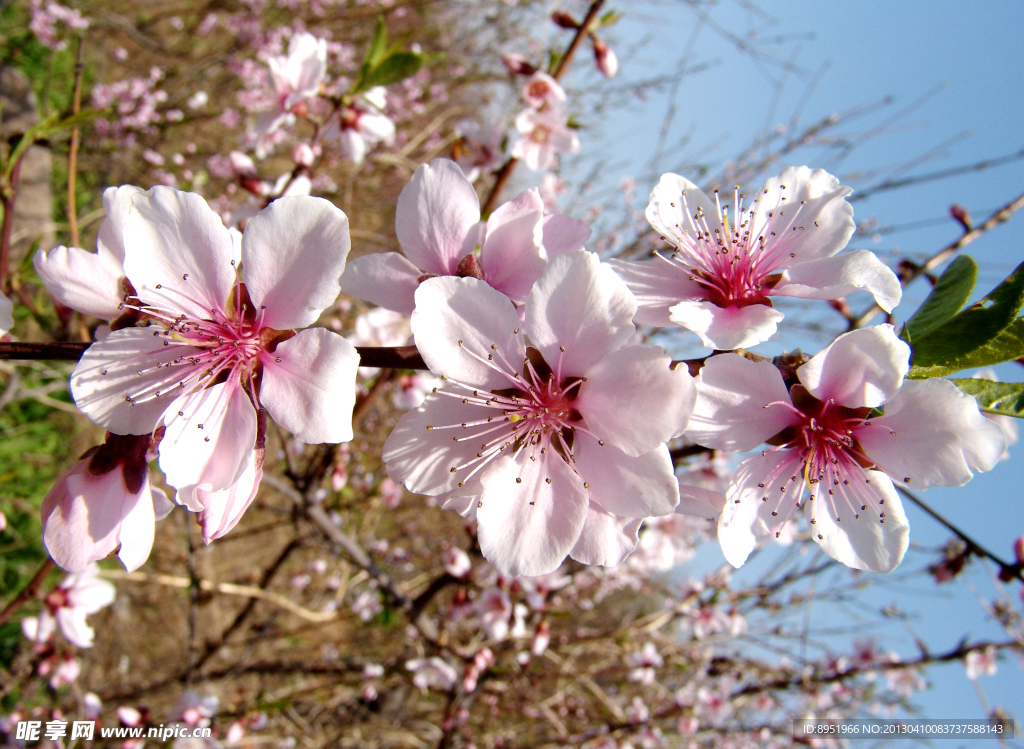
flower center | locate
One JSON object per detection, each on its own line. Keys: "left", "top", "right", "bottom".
{"left": 756, "top": 386, "right": 903, "bottom": 538}
{"left": 424, "top": 335, "right": 604, "bottom": 489}
{"left": 659, "top": 185, "right": 810, "bottom": 308}
{"left": 530, "top": 125, "right": 551, "bottom": 144}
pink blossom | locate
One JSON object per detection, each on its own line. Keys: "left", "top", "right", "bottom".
{"left": 965, "top": 646, "right": 998, "bottom": 679}
{"left": 392, "top": 372, "right": 444, "bottom": 410}
{"left": 258, "top": 32, "right": 327, "bottom": 138}
{"left": 349, "top": 307, "right": 412, "bottom": 347}
{"left": 378, "top": 477, "right": 403, "bottom": 508}
{"left": 501, "top": 53, "right": 537, "bottom": 77}
{"left": 462, "top": 647, "right": 495, "bottom": 692}
{"left": 68, "top": 188, "right": 359, "bottom": 542}
{"left": 626, "top": 642, "right": 663, "bottom": 684}
{"left": 334, "top": 87, "right": 395, "bottom": 165}
{"left": 442, "top": 547, "right": 472, "bottom": 578}
{"left": 341, "top": 158, "right": 592, "bottom": 315}
{"left": 687, "top": 326, "right": 1006, "bottom": 572}
{"left": 521, "top": 72, "right": 566, "bottom": 108}
{"left": 351, "top": 589, "right": 382, "bottom": 621}
{"left": 531, "top": 620, "right": 550, "bottom": 655}
{"left": 475, "top": 587, "right": 513, "bottom": 640}
{"left": 293, "top": 142, "right": 316, "bottom": 167}
{"left": 84, "top": 692, "right": 102, "bottom": 720}
{"left": 48, "top": 656, "right": 81, "bottom": 688}
{"left": 382, "top": 251, "right": 695, "bottom": 576}
{"left": 41, "top": 433, "right": 173, "bottom": 573}
{"left": 511, "top": 107, "right": 580, "bottom": 172}
{"left": 453, "top": 119, "right": 503, "bottom": 183}
{"left": 609, "top": 168, "right": 902, "bottom": 350}
{"left": 169, "top": 691, "right": 218, "bottom": 727}
{"left": 35, "top": 185, "right": 141, "bottom": 322}
{"left": 406, "top": 657, "right": 458, "bottom": 692}
{"left": 21, "top": 564, "right": 115, "bottom": 648}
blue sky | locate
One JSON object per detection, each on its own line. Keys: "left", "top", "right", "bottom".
{"left": 550, "top": 0, "right": 1024, "bottom": 730}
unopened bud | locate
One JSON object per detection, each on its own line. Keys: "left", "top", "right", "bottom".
{"left": 293, "top": 143, "right": 315, "bottom": 168}
{"left": 592, "top": 36, "right": 618, "bottom": 78}
{"left": 950, "top": 204, "right": 972, "bottom": 232}
{"left": 1014, "top": 536, "right": 1024, "bottom": 565}
{"left": 531, "top": 620, "right": 550, "bottom": 656}
{"left": 551, "top": 10, "right": 580, "bottom": 29}
{"left": 501, "top": 53, "right": 536, "bottom": 77}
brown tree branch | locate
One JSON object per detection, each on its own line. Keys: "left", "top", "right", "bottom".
{"left": 852, "top": 189, "right": 1024, "bottom": 329}
{"left": 0, "top": 559, "right": 56, "bottom": 627}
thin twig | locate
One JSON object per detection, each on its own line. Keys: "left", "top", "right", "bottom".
{"left": 0, "top": 342, "right": 428, "bottom": 368}
{"left": 0, "top": 559, "right": 56, "bottom": 626}
{"left": 897, "top": 486, "right": 1022, "bottom": 583}
{"left": 852, "top": 189, "right": 1024, "bottom": 329}
{"left": 0, "top": 151, "right": 25, "bottom": 294}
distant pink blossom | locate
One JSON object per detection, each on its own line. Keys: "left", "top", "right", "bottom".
{"left": 406, "top": 657, "right": 458, "bottom": 692}
{"left": 521, "top": 72, "right": 566, "bottom": 108}
{"left": 965, "top": 646, "right": 998, "bottom": 679}
{"left": 29, "top": 0, "right": 88, "bottom": 51}
{"left": 21, "top": 564, "right": 115, "bottom": 648}
{"left": 334, "top": 87, "right": 395, "bottom": 165}
{"left": 511, "top": 107, "right": 580, "bottom": 172}
{"left": 442, "top": 547, "right": 472, "bottom": 578}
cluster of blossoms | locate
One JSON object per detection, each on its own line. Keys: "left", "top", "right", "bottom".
{"left": 91, "top": 68, "right": 170, "bottom": 145}
{"left": 501, "top": 55, "right": 580, "bottom": 173}
{"left": 28, "top": 0, "right": 87, "bottom": 51}
{"left": 29, "top": 156, "right": 1007, "bottom": 583}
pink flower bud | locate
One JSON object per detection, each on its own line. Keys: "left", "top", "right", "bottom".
{"left": 293, "top": 143, "right": 315, "bottom": 167}
{"left": 592, "top": 36, "right": 618, "bottom": 78}
{"left": 501, "top": 53, "right": 537, "bottom": 77}
{"left": 530, "top": 620, "right": 550, "bottom": 656}
{"left": 950, "top": 203, "right": 972, "bottom": 231}
{"left": 551, "top": 10, "right": 579, "bottom": 29}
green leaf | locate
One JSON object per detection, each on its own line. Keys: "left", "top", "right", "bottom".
{"left": 359, "top": 52, "right": 423, "bottom": 90}
{"left": 362, "top": 17, "right": 389, "bottom": 74}
{"left": 902, "top": 254, "right": 977, "bottom": 342}
{"left": 952, "top": 378, "right": 1024, "bottom": 418}
{"left": 910, "top": 317, "right": 1024, "bottom": 378}
{"left": 598, "top": 9, "right": 623, "bottom": 26}
{"left": 910, "top": 259, "right": 1024, "bottom": 371}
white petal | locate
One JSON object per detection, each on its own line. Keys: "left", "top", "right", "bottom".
{"left": 748, "top": 167, "right": 855, "bottom": 264}
{"left": 808, "top": 470, "right": 909, "bottom": 573}
{"left": 607, "top": 257, "right": 704, "bottom": 327}
{"left": 159, "top": 382, "right": 257, "bottom": 510}
{"left": 339, "top": 129, "right": 367, "bottom": 165}
{"left": 196, "top": 451, "right": 262, "bottom": 542}
{"left": 575, "top": 345, "right": 695, "bottom": 455}
{"left": 34, "top": 245, "right": 124, "bottom": 321}
{"left": 122, "top": 186, "right": 237, "bottom": 321}
{"left": 669, "top": 299, "right": 784, "bottom": 350}
{"left": 339, "top": 252, "right": 422, "bottom": 315}
{"left": 359, "top": 113, "right": 396, "bottom": 144}
{"left": 475, "top": 453, "right": 589, "bottom": 577}
{"left": 798, "top": 325, "right": 909, "bottom": 409}
{"left": 773, "top": 250, "right": 902, "bottom": 312}
{"left": 42, "top": 465, "right": 125, "bottom": 573}
{"left": 645, "top": 174, "right": 721, "bottom": 250}
{"left": 717, "top": 451, "right": 801, "bottom": 568}
{"left": 687, "top": 354, "right": 796, "bottom": 451}
{"left": 526, "top": 251, "right": 636, "bottom": 376}
{"left": 152, "top": 486, "right": 174, "bottom": 520}
{"left": 260, "top": 327, "right": 360, "bottom": 443}
{"left": 395, "top": 158, "right": 480, "bottom": 276}
{"left": 114, "top": 477, "right": 158, "bottom": 572}
{"left": 57, "top": 608, "right": 96, "bottom": 648}
{"left": 96, "top": 185, "right": 144, "bottom": 264}
{"left": 70, "top": 327, "right": 199, "bottom": 435}
{"left": 479, "top": 206, "right": 545, "bottom": 303}
{"left": 382, "top": 391, "right": 495, "bottom": 496}
{"left": 573, "top": 437, "right": 679, "bottom": 517}
{"left": 569, "top": 503, "right": 642, "bottom": 567}
{"left": 411, "top": 276, "right": 522, "bottom": 390}
{"left": 242, "top": 196, "right": 350, "bottom": 330}
{"left": 542, "top": 214, "right": 591, "bottom": 258}
{"left": 676, "top": 483, "right": 727, "bottom": 520}
{"left": 858, "top": 378, "right": 1006, "bottom": 488}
